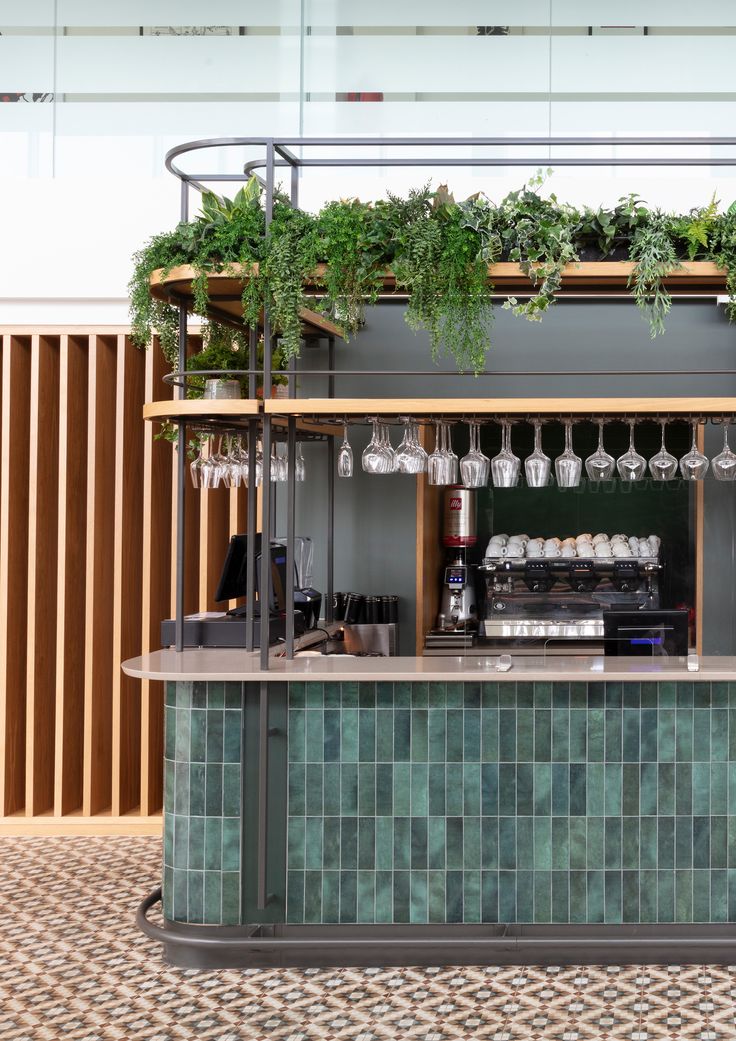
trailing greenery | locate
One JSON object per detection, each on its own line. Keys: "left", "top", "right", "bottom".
{"left": 130, "top": 175, "right": 736, "bottom": 375}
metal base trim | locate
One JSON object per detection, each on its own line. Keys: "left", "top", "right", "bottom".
{"left": 138, "top": 889, "right": 736, "bottom": 969}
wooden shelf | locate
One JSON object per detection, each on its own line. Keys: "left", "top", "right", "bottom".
{"left": 149, "top": 266, "right": 345, "bottom": 339}
{"left": 143, "top": 399, "right": 261, "bottom": 426}
{"left": 265, "top": 396, "right": 736, "bottom": 418}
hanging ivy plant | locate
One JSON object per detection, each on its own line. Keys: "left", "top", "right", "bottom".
{"left": 129, "top": 174, "right": 736, "bottom": 377}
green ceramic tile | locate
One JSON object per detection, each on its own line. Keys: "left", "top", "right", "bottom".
{"left": 341, "top": 681, "right": 359, "bottom": 709}
{"left": 393, "top": 682, "right": 411, "bottom": 708}
{"left": 446, "top": 682, "right": 464, "bottom": 709}
{"left": 569, "top": 763, "right": 586, "bottom": 817}
{"left": 658, "top": 710, "right": 676, "bottom": 763}
{"left": 204, "top": 816, "right": 222, "bottom": 871}
{"left": 604, "top": 764, "right": 622, "bottom": 816}
{"left": 516, "top": 764, "right": 533, "bottom": 817}
{"left": 376, "top": 710, "right": 394, "bottom": 763}
{"left": 393, "top": 817, "right": 410, "bottom": 871}
{"left": 482, "top": 682, "right": 499, "bottom": 707}
{"left": 375, "top": 816, "right": 393, "bottom": 872}
{"left": 464, "top": 817, "right": 481, "bottom": 870}
{"left": 223, "top": 710, "right": 241, "bottom": 764}
{"left": 428, "top": 682, "right": 446, "bottom": 707}
{"left": 338, "top": 871, "right": 359, "bottom": 929}
{"left": 324, "top": 682, "right": 341, "bottom": 708}
{"left": 534, "top": 817, "right": 552, "bottom": 871}
{"left": 222, "top": 764, "right": 240, "bottom": 817}
{"left": 306, "top": 682, "right": 324, "bottom": 708}
{"left": 189, "top": 763, "right": 205, "bottom": 817}
{"left": 640, "top": 709, "right": 657, "bottom": 763}
{"left": 693, "top": 816, "right": 710, "bottom": 870}
{"left": 203, "top": 763, "right": 220, "bottom": 817}
{"left": 306, "top": 763, "right": 324, "bottom": 816}
{"left": 446, "top": 709, "right": 463, "bottom": 762}
{"left": 587, "top": 709, "right": 604, "bottom": 762}
{"left": 412, "top": 710, "right": 428, "bottom": 762}
{"left": 173, "top": 815, "right": 189, "bottom": 870}
{"left": 358, "top": 817, "right": 375, "bottom": 871}
{"left": 551, "top": 763, "right": 569, "bottom": 817}
{"left": 499, "top": 711, "right": 516, "bottom": 762}
{"left": 606, "top": 683, "right": 622, "bottom": 708}
{"left": 534, "top": 682, "right": 552, "bottom": 708}
{"left": 622, "top": 817, "right": 640, "bottom": 869}
{"left": 729, "top": 870, "right": 736, "bottom": 922}
{"left": 605, "top": 817, "right": 622, "bottom": 869}
{"left": 359, "top": 763, "right": 376, "bottom": 816}
{"left": 287, "top": 871, "right": 304, "bottom": 923}
{"left": 208, "top": 683, "right": 225, "bottom": 711}
{"left": 375, "top": 682, "right": 393, "bottom": 708}
{"left": 675, "top": 763, "right": 693, "bottom": 816}
{"left": 640, "top": 869, "right": 657, "bottom": 922}
{"left": 187, "top": 815, "right": 204, "bottom": 872}
{"left": 499, "top": 683, "right": 516, "bottom": 709}
{"left": 481, "top": 763, "right": 499, "bottom": 817}
{"left": 323, "top": 818, "right": 340, "bottom": 870}
{"left": 410, "top": 870, "right": 428, "bottom": 923}
{"left": 693, "top": 869, "right": 710, "bottom": 923}
{"left": 464, "top": 710, "right": 481, "bottom": 761}
{"left": 588, "top": 683, "right": 604, "bottom": 709}
{"left": 288, "top": 683, "right": 305, "bottom": 708}
{"left": 175, "top": 708, "right": 191, "bottom": 764}
{"left": 322, "top": 871, "right": 340, "bottom": 923}
{"left": 623, "top": 683, "right": 641, "bottom": 708}
{"left": 481, "top": 870, "right": 499, "bottom": 922}
{"left": 711, "top": 815, "right": 728, "bottom": 869}
{"left": 288, "top": 763, "right": 305, "bottom": 816}
{"left": 463, "top": 763, "right": 481, "bottom": 817}
{"left": 498, "top": 871, "right": 516, "bottom": 923}
{"left": 587, "top": 870, "right": 605, "bottom": 923}
{"left": 569, "top": 817, "right": 587, "bottom": 870}
{"left": 498, "top": 763, "right": 516, "bottom": 817}
{"left": 304, "top": 870, "right": 322, "bottom": 924}
{"left": 658, "top": 682, "right": 676, "bottom": 709}
{"left": 393, "top": 871, "right": 410, "bottom": 923}
{"left": 375, "top": 871, "right": 393, "bottom": 922}
{"left": 341, "top": 817, "right": 358, "bottom": 870}
{"left": 640, "top": 683, "right": 657, "bottom": 709}
{"left": 392, "top": 762, "right": 411, "bottom": 817}
{"left": 375, "top": 763, "right": 393, "bottom": 816}
{"left": 516, "top": 682, "right": 533, "bottom": 709}
{"left": 586, "top": 763, "right": 604, "bottom": 817}
{"left": 393, "top": 709, "right": 411, "bottom": 762}
{"left": 481, "top": 817, "right": 498, "bottom": 870}
{"left": 604, "top": 709, "right": 622, "bottom": 763}
{"left": 658, "top": 763, "right": 675, "bottom": 816}
{"left": 658, "top": 816, "right": 675, "bottom": 869}
{"left": 222, "top": 817, "right": 240, "bottom": 872}
{"left": 587, "top": 816, "right": 604, "bottom": 869}
{"left": 552, "top": 709, "right": 569, "bottom": 763}
{"left": 622, "top": 763, "right": 638, "bottom": 817}
{"left": 190, "top": 682, "right": 205, "bottom": 709}
{"left": 569, "top": 871, "right": 586, "bottom": 924}
{"left": 359, "top": 710, "right": 376, "bottom": 762}
{"left": 446, "top": 870, "right": 464, "bottom": 923}
{"left": 569, "top": 710, "right": 587, "bottom": 762}
{"left": 427, "top": 709, "right": 446, "bottom": 763}
{"left": 306, "top": 710, "right": 324, "bottom": 763}
{"left": 288, "top": 710, "right": 305, "bottom": 763}
{"left": 427, "top": 763, "right": 445, "bottom": 817}
{"left": 622, "top": 710, "right": 640, "bottom": 763}
{"left": 340, "top": 762, "right": 357, "bottom": 816}
{"left": 675, "top": 869, "right": 693, "bottom": 922}
{"left": 516, "top": 870, "right": 534, "bottom": 922}
{"left": 712, "top": 710, "right": 729, "bottom": 762}
{"left": 534, "top": 871, "right": 551, "bottom": 922}
{"left": 675, "top": 710, "right": 694, "bottom": 762}
{"left": 464, "top": 683, "right": 481, "bottom": 709}
{"left": 693, "top": 710, "right": 711, "bottom": 762}
{"left": 693, "top": 762, "right": 711, "bottom": 816}
{"left": 446, "top": 817, "right": 464, "bottom": 871}
{"left": 305, "top": 816, "right": 323, "bottom": 871}
{"left": 446, "top": 763, "right": 464, "bottom": 816}
{"left": 359, "top": 682, "right": 376, "bottom": 709}
{"left": 605, "top": 870, "right": 622, "bottom": 923}
{"left": 287, "top": 816, "right": 305, "bottom": 870}
{"left": 224, "top": 683, "right": 241, "bottom": 709}
{"left": 324, "top": 763, "right": 341, "bottom": 816}
{"left": 535, "top": 711, "right": 552, "bottom": 763}
{"left": 499, "top": 817, "right": 516, "bottom": 871}
{"left": 534, "top": 763, "right": 552, "bottom": 817}
{"left": 428, "top": 816, "right": 446, "bottom": 870}
{"left": 711, "top": 869, "right": 727, "bottom": 923}
{"left": 677, "top": 682, "right": 694, "bottom": 708}
{"left": 357, "top": 870, "right": 375, "bottom": 923}
{"left": 675, "top": 815, "right": 693, "bottom": 869}
{"left": 622, "top": 870, "right": 639, "bottom": 923}
{"left": 517, "top": 709, "right": 534, "bottom": 762}
{"left": 203, "top": 871, "right": 221, "bottom": 924}
{"left": 569, "top": 682, "right": 587, "bottom": 709}
{"left": 551, "top": 871, "right": 569, "bottom": 923}
{"left": 711, "top": 682, "right": 728, "bottom": 708}
{"left": 410, "top": 764, "right": 428, "bottom": 817}
{"left": 323, "top": 710, "right": 340, "bottom": 762}
{"left": 516, "top": 817, "right": 533, "bottom": 870}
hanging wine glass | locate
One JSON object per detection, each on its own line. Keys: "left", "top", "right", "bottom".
{"left": 616, "top": 421, "right": 647, "bottom": 482}
{"left": 491, "top": 421, "right": 521, "bottom": 488}
{"left": 648, "top": 421, "right": 678, "bottom": 481}
{"left": 680, "top": 421, "right": 709, "bottom": 481}
{"left": 555, "top": 420, "right": 582, "bottom": 488}
{"left": 585, "top": 420, "right": 616, "bottom": 481}
{"left": 337, "top": 423, "right": 353, "bottom": 478}
{"left": 460, "top": 421, "right": 490, "bottom": 488}
{"left": 524, "top": 420, "right": 551, "bottom": 488}
{"left": 189, "top": 436, "right": 206, "bottom": 489}
{"left": 395, "top": 418, "right": 428, "bottom": 474}
{"left": 712, "top": 421, "right": 736, "bottom": 481}
{"left": 428, "top": 422, "right": 445, "bottom": 485}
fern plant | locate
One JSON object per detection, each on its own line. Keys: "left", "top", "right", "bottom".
{"left": 628, "top": 214, "right": 681, "bottom": 337}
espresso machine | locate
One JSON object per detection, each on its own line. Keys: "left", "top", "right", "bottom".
{"left": 425, "top": 487, "right": 479, "bottom": 649}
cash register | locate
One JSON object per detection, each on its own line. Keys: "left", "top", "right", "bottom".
{"left": 161, "top": 534, "right": 322, "bottom": 648}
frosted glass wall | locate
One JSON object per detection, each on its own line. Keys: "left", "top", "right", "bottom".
{"left": 2, "top": 1, "right": 736, "bottom": 313}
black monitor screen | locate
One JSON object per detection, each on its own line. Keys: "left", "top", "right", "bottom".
{"left": 603, "top": 609, "right": 689, "bottom": 657}
{"left": 215, "top": 534, "right": 261, "bottom": 603}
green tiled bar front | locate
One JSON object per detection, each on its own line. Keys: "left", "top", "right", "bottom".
{"left": 286, "top": 679, "right": 736, "bottom": 926}
{"left": 163, "top": 681, "right": 243, "bottom": 925}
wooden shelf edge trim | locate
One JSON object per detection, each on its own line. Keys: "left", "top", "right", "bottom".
{"left": 266, "top": 397, "right": 736, "bottom": 417}
{"left": 143, "top": 400, "right": 262, "bottom": 422}
{"left": 0, "top": 815, "right": 162, "bottom": 835}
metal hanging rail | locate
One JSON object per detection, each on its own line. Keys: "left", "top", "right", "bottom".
{"left": 161, "top": 135, "right": 736, "bottom": 668}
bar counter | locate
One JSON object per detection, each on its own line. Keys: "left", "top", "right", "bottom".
{"left": 126, "top": 651, "right": 736, "bottom": 967}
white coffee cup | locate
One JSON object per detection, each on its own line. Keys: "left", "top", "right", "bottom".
{"left": 544, "top": 546, "right": 561, "bottom": 557}
{"left": 594, "top": 542, "right": 613, "bottom": 557}
{"left": 494, "top": 534, "right": 509, "bottom": 546}
{"left": 592, "top": 533, "right": 609, "bottom": 545}
{"left": 577, "top": 533, "right": 592, "bottom": 543}
{"left": 638, "top": 540, "right": 652, "bottom": 557}
{"left": 544, "top": 538, "right": 561, "bottom": 551}
{"left": 506, "top": 543, "right": 524, "bottom": 558}
{"left": 561, "top": 537, "right": 577, "bottom": 549}
{"left": 612, "top": 542, "right": 632, "bottom": 557}
{"left": 507, "top": 537, "right": 527, "bottom": 550}
{"left": 648, "top": 535, "right": 661, "bottom": 552}
{"left": 561, "top": 544, "right": 577, "bottom": 558}
{"left": 488, "top": 542, "right": 506, "bottom": 557}
{"left": 526, "top": 542, "right": 544, "bottom": 558}
{"left": 576, "top": 541, "right": 594, "bottom": 557}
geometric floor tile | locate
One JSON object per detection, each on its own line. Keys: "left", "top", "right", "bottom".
{"left": 2, "top": 837, "right": 736, "bottom": 1040}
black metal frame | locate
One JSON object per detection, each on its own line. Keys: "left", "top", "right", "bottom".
{"left": 163, "top": 134, "right": 736, "bottom": 668}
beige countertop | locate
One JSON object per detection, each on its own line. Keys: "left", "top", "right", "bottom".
{"left": 122, "top": 650, "right": 736, "bottom": 683}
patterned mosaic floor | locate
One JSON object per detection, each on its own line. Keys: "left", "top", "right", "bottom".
{"left": 2, "top": 837, "right": 736, "bottom": 1040}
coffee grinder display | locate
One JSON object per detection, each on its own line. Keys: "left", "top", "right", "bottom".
{"left": 434, "top": 487, "right": 478, "bottom": 636}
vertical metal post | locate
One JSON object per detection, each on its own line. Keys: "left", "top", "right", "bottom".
{"left": 285, "top": 417, "right": 297, "bottom": 658}
{"left": 290, "top": 162, "right": 299, "bottom": 207}
{"left": 174, "top": 178, "right": 189, "bottom": 652}
{"left": 326, "top": 336, "right": 335, "bottom": 623}
{"left": 245, "top": 325, "right": 258, "bottom": 652}
{"left": 260, "top": 141, "right": 275, "bottom": 670}
{"left": 256, "top": 680, "right": 269, "bottom": 909}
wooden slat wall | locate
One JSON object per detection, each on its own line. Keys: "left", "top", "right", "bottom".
{"left": 0, "top": 327, "right": 245, "bottom": 833}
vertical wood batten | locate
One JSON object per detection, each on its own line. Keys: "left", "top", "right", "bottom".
{"left": 140, "top": 338, "right": 171, "bottom": 815}
{"left": 0, "top": 336, "right": 32, "bottom": 815}
{"left": 54, "top": 334, "right": 89, "bottom": 815}
{"left": 25, "top": 335, "right": 61, "bottom": 815}
{"left": 83, "top": 334, "right": 117, "bottom": 815}
{"left": 111, "top": 335, "right": 145, "bottom": 816}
